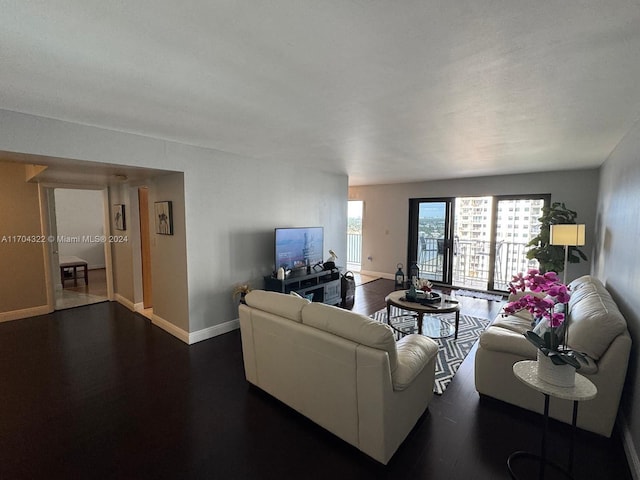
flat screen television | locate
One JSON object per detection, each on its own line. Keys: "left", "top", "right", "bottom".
{"left": 275, "top": 227, "right": 324, "bottom": 273}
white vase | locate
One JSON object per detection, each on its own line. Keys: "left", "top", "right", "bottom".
{"left": 536, "top": 350, "right": 576, "bottom": 387}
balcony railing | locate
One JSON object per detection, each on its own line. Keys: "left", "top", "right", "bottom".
{"left": 418, "top": 237, "right": 538, "bottom": 291}
{"left": 347, "top": 233, "right": 362, "bottom": 268}
{"left": 348, "top": 232, "right": 536, "bottom": 290}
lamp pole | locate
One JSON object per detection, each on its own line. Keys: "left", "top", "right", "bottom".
{"left": 550, "top": 224, "right": 585, "bottom": 285}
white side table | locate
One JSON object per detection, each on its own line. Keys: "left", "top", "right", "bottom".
{"left": 507, "top": 360, "right": 597, "bottom": 480}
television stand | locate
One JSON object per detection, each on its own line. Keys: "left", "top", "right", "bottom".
{"left": 264, "top": 269, "right": 341, "bottom": 305}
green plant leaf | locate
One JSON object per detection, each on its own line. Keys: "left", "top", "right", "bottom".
{"left": 547, "top": 351, "right": 581, "bottom": 368}
{"left": 564, "top": 350, "right": 587, "bottom": 367}
{"left": 524, "top": 331, "right": 546, "bottom": 349}
{"left": 526, "top": 202, "right": 588, "bottom": 272}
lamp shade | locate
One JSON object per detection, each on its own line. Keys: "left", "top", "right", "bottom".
{"left": 550, "top": 224, "right": 586, "bottom": 246}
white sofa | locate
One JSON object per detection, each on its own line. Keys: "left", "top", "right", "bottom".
{"left": 475, "top": 275, "right": 631, "bottom": 437}
{"left": 238, "top": 290, "right": 439, "bottom": 464}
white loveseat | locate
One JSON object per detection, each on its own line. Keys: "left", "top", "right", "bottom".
{"left": 475, "top": 275, "right": 631, "bottom": 437}
{"left": 239, "top": 290, "right": 439, "bottom": 464}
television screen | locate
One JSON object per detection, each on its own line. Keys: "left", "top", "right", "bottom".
{"left": 275, "top": 227, "right": 324, "bottom": 272}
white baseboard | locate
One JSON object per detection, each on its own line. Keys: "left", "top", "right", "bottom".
{"left": 620, "top": 411, "right": 640, "bottom": 479}
{"left": 151, "top": 313, "right": 190, "bottom": 344}
{"left": 114, "top": 294, "right": 136, "bottom": 312}
{"left": 151, "top": 313, "right": 240, "bottom": 345}
{"left": 151, "top": 314, "right": 239, "bottom": 345}
{"left": 189, "top": 319, "right": 240, "bottom": 344}
{"left": 0, "top": 304, "right": 52, "bottom": 323}
{"left": 115, "top": 296, "right": 240, "bottom": 345}
{"left": 359, "top": 269, "right": 394, "bottom": 280}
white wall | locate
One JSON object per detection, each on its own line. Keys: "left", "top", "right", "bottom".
{"left": 149, "top": 173, "right": 189, "bottom": 331}
{"left": 177, "top": 147, "right": 348, "bottom": 332}
{"left": 594, "top": 119, "right": 640, "bottom": 471}
{"left": 109, "top": 184, "right": 135, "bottom": 303}
{"left": 349, "top": 169, "right": 599, "bottom": 282}
{"left": 0, "top": 109, "right": 348, "bottom": 337}
{"left": 54, "top": 189, "right": 105, "bottom": 269}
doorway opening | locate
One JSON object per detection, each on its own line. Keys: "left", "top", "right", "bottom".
{"left": 51, "top": 188, "right": 110, "bottom": 310}
{"left": 347, "top": 200, "right": 363, "bottom": 272}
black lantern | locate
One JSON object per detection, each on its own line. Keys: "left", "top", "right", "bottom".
{"left": 394, "top": 263, "right": 405, "bottom": 289}
{"left": 409, "top": 262, "right": 419, "bottom": 284}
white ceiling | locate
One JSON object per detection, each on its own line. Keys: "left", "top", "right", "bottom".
{"left": 1, "top": 1, "right": 640, "bottom": 186}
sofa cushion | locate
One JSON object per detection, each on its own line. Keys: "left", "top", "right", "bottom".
{"left": 244, "top": 290, "right": 310, "bottom": 322}
{"left": 302, "top": 302, "right": 398, "bottom": 372}
{"left": 568, "top": 274, "right": 596, "bottom": 294}
{"left": 568, "top": 278, "right": 598, "bottom": 311}
{"left": 567, "top": 280, "right": 626, "bottom": 360}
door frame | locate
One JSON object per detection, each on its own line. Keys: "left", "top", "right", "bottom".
{"left": 138, "top": 187, "right": 152, "bottom": 309}
{"left": 407, "top": 197, "right": 455, "bottom": 284}
{"left": 40, "top": 183, "right": 114, "bottom": 312}
{"left": 408, "top": 194, "right": 552, "bottom": 291}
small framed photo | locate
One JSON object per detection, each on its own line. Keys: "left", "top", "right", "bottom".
{"left": 154, "top": 201, "right": 173, "bottom": 235}
{"left": 113, "top": 204, "right": 126, "bottom": 231}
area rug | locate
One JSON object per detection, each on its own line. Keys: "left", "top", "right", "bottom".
{"left": 371, "top": 307, "right": 490, "bottom": 395}
{"left": 454, "top": 289, "right": 505, "bottom": 302}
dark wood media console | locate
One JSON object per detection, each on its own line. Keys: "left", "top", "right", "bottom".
{"left": 264, "top": 269, "right": 341, "bottom": 305}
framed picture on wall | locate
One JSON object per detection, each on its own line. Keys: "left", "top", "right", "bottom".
{"left": 114, "top": 204, "right": 126, "bottom": 231}
{"left": 154, "top": 201, "right": 173, "bottom": 235}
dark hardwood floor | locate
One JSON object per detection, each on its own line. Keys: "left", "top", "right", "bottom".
{"left": 0, "top": 279, "right": 631, "bottom": 479}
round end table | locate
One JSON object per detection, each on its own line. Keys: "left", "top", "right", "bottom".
{"left": 507, "top": 360, "right": 597, "bottom": 480}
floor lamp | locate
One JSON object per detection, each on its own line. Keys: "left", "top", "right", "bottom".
{"left": 549, "top": 224, "right": 586, "bottom": 284}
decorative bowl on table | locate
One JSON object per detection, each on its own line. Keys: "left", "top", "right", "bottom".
{"left": 405, "top": 290, "right": 441, "bottom": 304}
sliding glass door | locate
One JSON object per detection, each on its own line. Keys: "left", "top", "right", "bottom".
{"left": 492, "top": 195, "right": 549, "bottom": 290}
{"left": 452, "top": 197, "right": 494, "bottom": 290}
{"left": 408, "top": 194, "right": 549, "bottom": 291}
{"left": 408, "top": 198, "right": 454, "bottom": 283}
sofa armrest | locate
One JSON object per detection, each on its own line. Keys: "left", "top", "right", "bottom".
{"left": 479, "top": 326, "right": 538, "bottom": 358}
{"left": 356, "top": 341, "right": 436, "bottom": 464}
{"left": 392, "top": 334, "right": 439, "bottom": 391}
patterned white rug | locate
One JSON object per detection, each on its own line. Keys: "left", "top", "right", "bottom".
{"left": 371, "top": 307, "right": 490, "bottom": 395}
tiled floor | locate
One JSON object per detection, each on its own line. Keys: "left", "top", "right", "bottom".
{"left": 55, "top": 290, "right": 108, "bottom": 310}
{"left": 55, "top": 267, "right": 108, "bottom": 310}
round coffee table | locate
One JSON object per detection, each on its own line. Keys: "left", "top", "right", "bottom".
{"left": 384, "top": 290, "right": 460, "bottom": 339}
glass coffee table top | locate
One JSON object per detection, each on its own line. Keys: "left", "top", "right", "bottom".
{"left": 388, "top": 311, "right": 456, "bottom": 338}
